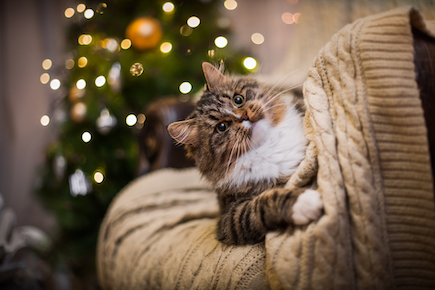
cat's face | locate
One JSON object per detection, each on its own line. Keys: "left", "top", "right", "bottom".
{"left": 168, "top": 62, "right": 287, "bottom": 188}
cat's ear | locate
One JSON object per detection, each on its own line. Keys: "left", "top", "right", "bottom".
{"left": 167, "top": 119, "right": 198, "bottom": 146}
{"left": 202, "top": 62, "right": 225, "bottom": 90}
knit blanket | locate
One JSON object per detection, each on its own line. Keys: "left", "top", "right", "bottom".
{"left": 97, "top": 6, "right": 435, "bottom": 289}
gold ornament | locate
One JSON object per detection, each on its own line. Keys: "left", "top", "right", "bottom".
{"left": 130, "top": 63, "right": 144, "bottom": 76}
{"left": 126, "top": 17, "right": 163, "bottom": 50}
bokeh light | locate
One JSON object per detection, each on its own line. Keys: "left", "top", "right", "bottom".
{"left": 120, "top": 39, "right": 131, "bottom": 49}
{"left": 84, "top": 9, "right": 94, "bottom": 19}
{"left": 224, "top": 0, "right": 238, "bottom": 10}
{"left": 282, "top": 12, "right": 294, "bottom": 24}
{"left": 50, "top": 79, "right": 61, "bottom": 90}
{"left": 77, "top": 4, "right": 86, "bottom": 13}
{"left": 214, "top": 36, "right": 228, "bottom": 48}
{"left": 94, "top": 171, "right": 104, "bottom": 183}
{"left": 95, "top": 75, "right": 106, "bottom": 87}
{"left": 162, "top": 2, "right": 174, "bottom": 13}
{"left": 78, "top": 34, "right": 92, "bottom": 45}
{"left": 179, "top": 82, "right": 192, "bottom": 94}
{"left": 78, "top": 56, "right": 88, "bottom": 68}
{"left": 126, "top": 114, "right": 137, "bottom": 126}
{"left": 40, "top": 115, "right": 50, "bottom": 126}
{"left": 65, "top": 59, "right": 75, "bottom": 69}
{"left": 42, "top": 59, "right": 52, "bottom": 70}
{"left": 130, "top": 63, "right": 144, "bottom": 76}
{"left": 243, "top": 57, "right": 257, "bottom": 70}
{"left": 82, "top": 131, "right": 92, "bottom": 143}
{"left": 293, "top": 13, "right": 301, "bottom": 23}
{"left": 40, "top": 73, "right": 50, "bottom": 84}
{"left": 187, "top": 16, "right": 200, "bottom": 28}
{"left": 160, "top": 42, "right": 172, "bottom": 53}
{"left": 76, "top": 79, "right": 86, "bottom": 89}
{"left": 64, "top": 8, "right": 75, "bottom": 18}
{"left": 251, "top": 33, "right": 264, "bottom": 45}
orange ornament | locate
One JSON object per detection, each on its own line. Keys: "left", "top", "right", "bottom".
{"left": 126, "top": 17, "right": 163, "bottom": 50}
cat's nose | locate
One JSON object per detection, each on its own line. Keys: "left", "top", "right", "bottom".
{"left": 240, "top": 111, "right": 249, "bottom": 121}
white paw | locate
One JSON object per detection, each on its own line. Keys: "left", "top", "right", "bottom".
{"left": 292, "top": 189, "right": 323, "bottom": 225}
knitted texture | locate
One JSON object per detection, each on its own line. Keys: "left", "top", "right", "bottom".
{"left": 97, "top": 7, "right": 435, "bottom": 290}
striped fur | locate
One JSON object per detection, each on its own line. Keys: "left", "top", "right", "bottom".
{"left": 168, "top": 62, "right": 317, "bottom": 244}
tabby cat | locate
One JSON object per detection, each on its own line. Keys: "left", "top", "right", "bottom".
{"left": 168, "top": 62, "right": 323, "bottom": 245}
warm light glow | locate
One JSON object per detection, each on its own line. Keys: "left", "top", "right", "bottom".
{"left": 95, "top": 75, "right": 106, "bottom": 87}
{"left": 160, "top": 42, "right": 172, "bottom": 53}
{"left": 65, "top": 7, "right": 75, "bottom": 18}
{"left": 187, "top": 16, "right": 200, "bottom": 28}
{"left": 94, "top": 171, "right": 104, "bottom": 183}
{"left": 224, "top": 0, "right": 238, "bottom": 10}
{"left": 84, "top": 9, "right": 94, "bottom": 19}
{"left": 282, "top": 12, "right": 294, "bottom": 24}
{"left": 251, "top": 33, "right": 264, "bottom": 45}
{"left": 77, "top": 4, "right": 86, "bottom": 13}
{"left": 120, "top": 39, "right": 131, "bottom": 49}
{"left": 130, "top": 63, "right": 144, "bottom": 76}
{"left": 65, "top": 59, "right": 74, "bottom": 69}
{"left": 78, "top": 34, "right": 92, "bottom": 45}
{"left": 180, "top": 25, "right": 193, "bottom": 36}
{"left": 126, "top": 114, "right": 137, "bottom": 126}
{"left": 293, "top": 13, "right": 301, "bottom": 23}
{"left": 40, "top": 115, "right": 50, "bottom": 126}
{"left": 40, "top": 73, "right": 50, "bottom": 84}
{"left": 105, "top": 38, "right": 118, "bottom": 52}
{"left": 78, "top": 56, "right": 88, "bottom": 68}
{"left": 162, "top": 2, "right": 174, "bottom": 13}
{"left": 179, "top": 82, "right": 192, "bottom": 94}
{"left": 214, "top": 36, "right": 228, "bottom": 48}
{"left": 50, "top": 79, "right": 61, "bottom": 90}
{"left": 76, "top": 79, "right": 86, "bottom": 89}
{"left": 243, "top": 57, "right": 257, "bottom": 70}
{"left": 82, "top": 131, "right": 92, "bottom": 143}
{"left": 42, "top": 59, "right": 52, "bottom": 70}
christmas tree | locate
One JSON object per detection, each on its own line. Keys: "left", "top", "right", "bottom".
{"left": 36, "top": 0, "right": 254, "bottom": 283}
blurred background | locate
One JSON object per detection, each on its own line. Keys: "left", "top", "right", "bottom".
{"left": 0, "top": 0, "right": 433, "bottom": 289}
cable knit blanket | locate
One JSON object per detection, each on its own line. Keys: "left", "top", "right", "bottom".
{"left": 97, "top": 6, "right": 435, "bottom": 289}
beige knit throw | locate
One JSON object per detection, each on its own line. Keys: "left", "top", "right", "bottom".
{"left": 97, "top": 6, "right": 435, "bottom": 289}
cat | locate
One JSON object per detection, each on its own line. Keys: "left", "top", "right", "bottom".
{"left": 167, "top": 62, "right": 323, "bottom": 245}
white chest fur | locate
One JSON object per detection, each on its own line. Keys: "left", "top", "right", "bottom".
{"left": 223, "top": 102, "right": 307, "bottom": 189}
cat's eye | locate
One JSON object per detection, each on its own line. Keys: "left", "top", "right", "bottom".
{"left": 216, "top": 121, "right": 230, "bottom": 133}
{"left": 233, "top": 95, "right": 245, "bottom": 107}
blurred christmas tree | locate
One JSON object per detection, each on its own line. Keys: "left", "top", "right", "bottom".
{"left": 36, "top": 0, "right": 254, "bottom": 283}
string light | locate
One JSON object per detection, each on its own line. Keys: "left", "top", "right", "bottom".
{"left": 160, "top": 42, "right": 172, "bottom": 53}
{"left": 95, "top": 75, "right": 106, "bottom": 87}
{"left": 162, "top": 2, "right": 174, "bottom": 13}
{"left": 251, "top": 33, "right": 264, "bottom": 45}
{"left": 179, "top": 82, "right": 192, "bottom": 94}
{"left": 187, "top": 16, "right": 200, "bottom": 28}
{"left": 84, "top": 9, "right": 94, "bottom": 19}
{"left": 65, "top": 8, "right": 75, "bottom": 18}
{"left": 126, "top": 114, "right": 137, "bottom": 126}
{"left": 50, "top": 79, "right": 61, "bottom": 90}
{"left": 42, "top": 59, "right": 52, "bottom": 70}
{"left": 82, "top": 131, "right": 92, "bottom": 143}
{"left": 94, "top": 171, "right": 104, "bottom": 183}
{"left": 243, "top": 57, "right": 257, "bottom": 70}
{"left": 40, "top": 73, "right": 50, "bottom": 84}
{"left": 130, "top": 63, "right": 144, "bottom": 76}
{"left": 40, "top": 115, "right": 50, "bottom": 126}
{"left": 77, "top": 4, "right": 86, "bottom": 13}
{"left": 120, "top": 39, "right": 131, "bottom": 49}
{"left": 76, "top": 79, "right": 86, "bottom": 89}
{"left": 224, "top": 0, "right": 238, "bottom": 10}
{"left": 282, "top": 12, "right": 294, "bottom": 24}
{"left": 214, "top": 36, "right": 228, "bottom": 48}
{"left": 78, "top": 56, "right": 88, "bottom": 68}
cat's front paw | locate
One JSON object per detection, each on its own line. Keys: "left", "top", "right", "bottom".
{"left": 292, "top": 189, "right": 323, "bottom": 225}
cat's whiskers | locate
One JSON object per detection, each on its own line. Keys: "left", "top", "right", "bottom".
{"left": 226, "top": 133, "right": 241, "bottom": 174}
{"left": 262, "top": 102, "right": 285, "bottom": 113}
{"left": 262, "top": 83, "right": 302, "bottom": 108}
{"left": 262, "top": 68, "right": 301, "bottom": 102}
